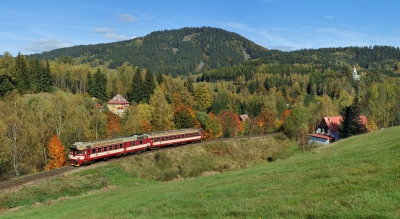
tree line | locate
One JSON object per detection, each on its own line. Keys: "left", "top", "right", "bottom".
{"left": 2, "top": 46, "right": 400, "bottom": 179}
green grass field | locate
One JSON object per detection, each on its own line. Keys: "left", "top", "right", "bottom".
{"left": 1, "top": 128, "right": 400, "bottom": 218}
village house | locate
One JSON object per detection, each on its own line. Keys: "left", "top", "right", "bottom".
{"left": 308, "top": 115, "right": 367, "bottom": 145}
{"left": 92, "top": 98, "right": 104, "bottom": 112}
{"left": 107, "top": 94, "right": 130, "bottom": 117}
{"left": 238, "top": 114, "right": 250, "bottom": 122}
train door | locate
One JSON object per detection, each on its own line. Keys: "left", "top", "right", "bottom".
{"left": 85, "top": 149, "right": 90, "bottom": 161}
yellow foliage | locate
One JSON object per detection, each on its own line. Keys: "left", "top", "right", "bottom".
{"left": 45, "top": 135, "right": 66, "bottom": 170}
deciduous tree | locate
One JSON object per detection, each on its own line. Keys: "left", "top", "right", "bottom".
{"left": 218, "top": 110, "right": 243, "bottom": 137}
{"left": 194, "top": 83, "right": 213, "bottom": 110}
{"left": 149, "top": 87, "right": 174, "bottom": 131}
{"left": 174, "top": 106, "right": 198, "bottom": 129}
{"left": 45, "top": 135, "right": 66, "bottom": 170}
{"left": 106, "top": 111, "right": 121, "bottom": 138}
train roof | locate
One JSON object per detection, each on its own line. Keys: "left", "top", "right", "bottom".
{"left": 146, "top": 128, "right": 202, "bottom": 138}
{"left": 70, "top": 134, "right": 147, "bottom": 150}
{"left": 70, "top": 128, "right": 203, "bottom": 150}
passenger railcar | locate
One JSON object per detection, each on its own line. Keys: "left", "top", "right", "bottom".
{"left": 69, "top": 128, "right": 203, "bottom": 166}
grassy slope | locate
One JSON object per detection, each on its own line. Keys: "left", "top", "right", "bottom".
{"left": 2, "top": 127, "right": 400, "bottom": 218}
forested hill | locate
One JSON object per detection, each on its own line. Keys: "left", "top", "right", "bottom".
{"left": 201, "top": 45, "right": 400, "bottom": 83}
{"left": 29, "top": 27, "right": 269, "bottom": 76}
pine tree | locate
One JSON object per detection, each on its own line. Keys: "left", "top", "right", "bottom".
{"left": 127, "top": 68, "right": 144, "bottom": 103}
{"left": 87, "top": 72, "right": 95, "bottom": 96}
{"left": 143, "top": 69, "right": 156, "bottom": 103}
{"left": 156, "top": 72, "right": 165, "bottom": 85}
{"left": 45, "top": 135, "right": 66, "bottom": 170}
{"left": 339, "top": 96, "right": 363, "bottom": 138}
{"left": 41, "top": 60, "right": 53, "bottom": 92}
{"left": 15, "top": 52, "right": 31, "bottom": 93}
{"left": 93, "top": 68, "right": 107, "bottom": 101}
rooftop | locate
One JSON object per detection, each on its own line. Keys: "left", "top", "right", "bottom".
{"left": 107, "top": 94, "right": 130, "bottom": 105}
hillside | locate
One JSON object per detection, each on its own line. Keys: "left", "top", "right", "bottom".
{"left": 1, "top": 127, "right": 399, "bottom": 218}
{"left": 29, "top": 27, "right": 269, "bottom": 76}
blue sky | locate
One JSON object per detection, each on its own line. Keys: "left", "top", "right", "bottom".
{"left": 1, "top": 0, "right": 400, "bottom": 56}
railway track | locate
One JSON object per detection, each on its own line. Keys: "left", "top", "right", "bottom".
{"left": 0, "top": 133, "right": 275, "bottom": 192}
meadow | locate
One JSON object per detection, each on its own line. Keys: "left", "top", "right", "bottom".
{"left": 1, "top": 128, "right": 399, "bottom": 218}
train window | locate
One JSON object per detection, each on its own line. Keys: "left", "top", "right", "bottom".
{"left": 104, "top": 146, "right": 108, "bottom": 152}
{"left": 92, "top": 149, "right": 96, "bottom": 154}
{"left": 98, "top": 147, "right": 102, "bottom": 152}
{"left": 120, "top": 144, "right": 123, "bottom": 148}
{"left": 109, "top": 145, "right": 113, "bottom": 150}
{"left": 77, "top": 151, "right": 83, "bottom": 155}
{"left": 139, "top": 140, "right": 142, "bottom": 145}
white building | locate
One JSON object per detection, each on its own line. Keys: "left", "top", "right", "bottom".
{"left": 353, "top": 65, "right": 360, "bottom": 80}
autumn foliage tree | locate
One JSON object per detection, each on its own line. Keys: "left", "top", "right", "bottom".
{"left": 106, "top": 111, "right": 121, "bottom": 138}
{"left": 218, "top": 110, "right": 243, "bottom": 137}
{"left": 174, "top": 106, "right": 198, "bottom": 129}
{"left": 45, "top": 135, "right": 66, "bottom": 170}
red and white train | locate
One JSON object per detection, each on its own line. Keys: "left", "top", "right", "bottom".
{"left": 68, "top": 128, "right": 204, "bottom": 166}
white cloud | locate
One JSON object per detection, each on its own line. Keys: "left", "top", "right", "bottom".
{"left": 119, "top": 14, "right": 138, "bottom": 22}
{"left": 324, "top": 15, "right": 333, "bottom": 19}
{"left": 104, "top": 33, "right": 131, "bottom": 41}
{"left": 26, "top": 38, "right": 70, "bottom": 53}
{"left": 95, "top": 28, "right": 114, "bottom": 34}
{"left": 94, "top": 27, "right": 134, "bottom": 41}
{"left": 271, "top": 45, "right": 294, "bottom": 51}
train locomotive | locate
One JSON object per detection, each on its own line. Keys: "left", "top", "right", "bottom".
{"left": 68, "top": 128, "right": 204, "bottom": 166}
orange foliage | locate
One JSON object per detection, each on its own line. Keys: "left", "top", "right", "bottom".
{"left": 218, "top": 110, "right": 243, "bottom": 137}
{"left": 258, "top": 108, "right": 276, "bottom": 133}
{"left": 141, "top": 119, "right": 152, "bottom": 132}
{"left": 106, "top": 111, "right": 121, "bottom": 138}
{"left": 45, "top": 135, "right": 66, "bottom": 170}
{"left": 173, "top": 105, "right": 199, "bottom": 128}
{"left": 281, "top": 109, "right": 292, "bottom": 124}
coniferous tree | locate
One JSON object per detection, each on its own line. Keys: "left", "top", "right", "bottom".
{"left": 156, "top": 72, "right": 165, "bottom": 85}
{"left": 87, "top": 72, "right": 95, "bottom": 96}
{"left": 93, "top": 68, "right": 108, "bottom": 101}
{"left": 339, "top": 96, "right": 363, "bottom": 138}
{"left": 127, "top": 68, "right": 144, "bottom": 103}
{"left": 187, "top": 76, "right": 194, "bottom": 94}
{"left": 28, "top": 58, "right": 40, "bottom": 93}
{"left": 143, "top": 69, "right": 156, "bottom": 103}
{"left": 15, "top": 52, "right": 31, "bottom": 93}
{"left": 41, "top": 60, "right": 53, "bottom": 92}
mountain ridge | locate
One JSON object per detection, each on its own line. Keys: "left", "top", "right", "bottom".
{"left": 29, "top": 27, "right": 269, "bottom": 76}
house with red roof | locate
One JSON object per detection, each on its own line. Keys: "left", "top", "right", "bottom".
{"left": 107, "top": 94, "right": 130, "bottom": 117}
{"left": 309, "top": 115, "right": 367, "bottom": 145}
{"left": 309, "top": 116, "right": 342, "bottom": 145}
{"left": 238, "top": 114, "right": 250, "bottom": 122}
